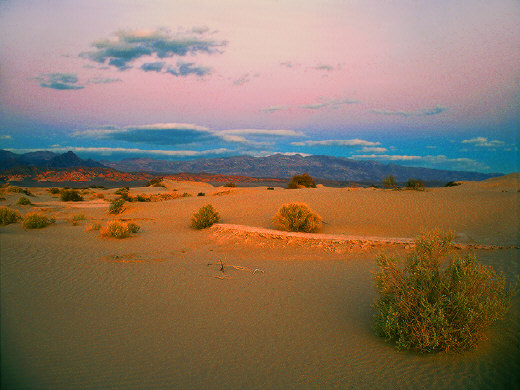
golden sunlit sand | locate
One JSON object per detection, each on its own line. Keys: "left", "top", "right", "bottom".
{"left": 1, "top": 176, "right": 519, "bottom": 389}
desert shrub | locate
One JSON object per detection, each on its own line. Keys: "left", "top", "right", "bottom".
{"left": 373, "top": 231, "right": 517, "bottom": 353}
{"left": 70, "top": 214, "right": 86, "bottom": 226}
{"left": 406, "top": 178, "right": 426, "bottom": 191}
{"left": 383, "top": 174, "right": 398, "bottom": 189}
{"left": 445, "top": 181, "right": 461, "bottom": 187}
{"left": 99, "top": 220, "right": 140, "bottom": 239}
{"left": 17, "top": 196, "right": 32, "bottom": 205}
{"left": 0, "top": 206, "right": 22, "bottom": 225}
{"left": 108, "top": 198, "right": 126, "bottom": 215}
{"left": 9, "top": 186, "right": 33, "bottom": 196}
{"left": 96, "top": 193, "right": 105, "bottom": 199}
{"left": 273, "top": 202, "right": 322, "bottom": 233}
{"left": 85, "top": 222, "right": 102, "bottom": 231}
{"left": 287, "top": 173, "right": 316, "bottom": 189}
{"left": 48, "top": 187, "right": 61, "bottom": 194}
{"left": 135, "top": 194, "right": 150, "bottom": 202}
{"left": 146, "top": 177, "right": 165, "bottom": 187}
{"left": 60, "top": 189, "right": 84, "bottom": 202}
{"left": 267, "top": 187, "right": 274, "bottom": 190}
{"left": 224, "top": 182, "right": 236, "bottom": 187}
{"left": 182, "top": 192, "right": 191, "bottom": 197}
{"left": 197, "top": 192, "right": 205, "bottom": 197}
{"left": 22, "top": 213, "right": 55, "bottom": 229}
{"left": 191, "top": 204, "right": 220, "bottom": 229}
{"left": 115, "top": 187, "right": 131, "bottom": 201}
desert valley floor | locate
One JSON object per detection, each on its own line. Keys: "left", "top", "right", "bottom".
{"left": 1, "top": 175, "right": 519, "bottom": 389}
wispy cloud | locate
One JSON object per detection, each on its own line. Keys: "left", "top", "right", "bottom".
{"left": 261, "top": 106, "right": 288, "bottom": 113}
{"left": 86, "top": 77, "right": 122, "bottom": 84}
{"left": 36, "top": 73, "right": 84, "bottom": 90}
{"left": 352, "top": 153, "right": 489, "bottom": 171}
{"left": 299, "top": 97, "right": 360, "bottom": 110}
{"left": 280, "top": 61, "right": 300, "bottom": 69}
{"left": 361, "top": 146, "right": 387, "bottom": 153}
{"left": 461, "top": 137, "right": 506, "bottom": 148}
{"left": 11, "top": 146, "right": 232, "bottom": 157}
{"left": 371, "top": 105, "right": 447, "bottom": 117}
{"left": 0, "top": 135, "right": 12, "bottom": 140}
{"left": 219, "top": 129, "right": 303, "bottom": 137}
{"left": 312, "top": 64, "right": 335, "bottom": 71}
{"left": 292, "top": 139, "right": 379, "bottom": 147}
{"left": 232, "top": 73, "right": 260, "bottom": 86}
{"left": 79, "top": 28, "right": 226, "bottom": 76}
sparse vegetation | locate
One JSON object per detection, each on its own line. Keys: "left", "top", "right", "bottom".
{"left": 100, "top": 220, "right": 140, "bottom": 239}
{"left": 108, "top": 198, "right": 126, "bottom": 215}
{"left": 383, "top": 174, "right": 398, "bottom": 189}
{"left": 373, "top": 230, "right": 517, "bottom": 353}
{"left": 191, "top": 204, "right": 220, "bottom": 229}
{"left": 22, "top": 213, "right": 55, "bottom": 229}
{"left": 224, "top": 182, "right": 236, "bottom": 187}
{"left": 273, "top": 202, "right": 322, "bottom": 233}
{"left": 0, "top": 206, "right": 22, "bottom": 225}
{"left": 267, "top": 187, "right": 274, "bottom": 190}
{"left": 197, "top": 192, "right": 205, "bottom": 196}
{"left": 445, "top": 181, "right": 462, "bottom": 187}
{"left": 8, "top": 186, "right": 33, "bottom": 196}
{"left": 115, "top": 187, "right": 131, "bottom": 201}
{"left": 48, "top": 187, "right": 61, "bottom": 194}
{"left": 287, "top": 173, "right": 316, "bottom": 189}
{"left": 135, "top": 194, "right": 151, "bottom": 202}
{"left": 17, "top": 196, "right": 32, "bottom": 205}
{"left": 85, "top": 222, "right": 102, "bottom": 231}
{"left": 146, "top": 177, "right": 165, "bottom": 187}
{"left": 70, "top": 214, "right": 87, "bottom": 226}
{"left": 60, "top": 189, "right": 84, "bottom": 202}
{"left": 405, "top": 178, "right": 426, "bottom": 191}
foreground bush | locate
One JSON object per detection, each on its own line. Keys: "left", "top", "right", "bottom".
{"left": 191, "top": 204, "right": 220, "bottom": 229}
{"left": 382, "top": 174, "right": 398, "bottom": 189}
{"left": 70, "top": 214, "right": 86, "bottom": 226}
{"left": 48, "top": 187, "right": 61, "bottom": 194}
{"left": 273, "top": 202, "right": 321, "bottom": 233}
{"left": 373, "top": 231, "right": 517, "bottom": 353}
{"left": 60, "top": 189, "right": 84, "bottom": 202}
{"left": 17, "top": 196, "right": 32, "bottom": 205}
{"left": 287, "top": 173, "right": 316, "bottom": 189}
{"left": 22, "top": 213, "right": 55, "bottom": 229}
{"left": 108, "top": 199, "right": 126, "bottom": 215}
{"left": 0, "top": 206, "right": 22, "bottom": 225}
{"left": 405, "top": 178, "right": 426, "bottom": 191}
{"left": 99, "top": 220, "right": 140, "bottom": 239}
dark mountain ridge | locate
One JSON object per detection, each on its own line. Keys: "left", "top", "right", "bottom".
{"left": 0, "top": 150, "right": 104, "bottom": 169}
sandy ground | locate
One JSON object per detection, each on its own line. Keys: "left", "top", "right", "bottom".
{"left": 1, "top": 176, "right": 519, "bottom": 389}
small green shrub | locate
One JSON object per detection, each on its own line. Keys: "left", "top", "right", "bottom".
{"left": 60, "top": 189, "right": 84, "bottom": 202}
{"left": 0, "top": 206, "right": 22, "bottom": 225}
{"left": 405, "top": 178, "right": 426, "bottom": 191}
{"left": 135, "top": 194, "right": 150, "bottom": 202}
{"left": 191, "top": 204, "right": 220, "bottom": 229}
{"left": 48, "top": 187, "right": 61, "bottom": 194}
{"left": 182, "top": 192, "right": 191, "bottom": 197}
{"left": 70, "top": 214, "right": 87, "bottom": 226}
{"left": 273, "top": 202, "right": 321, "bottom": 233}
{"left": 224, "top": 182, "right": 236, "bottom": 187}
{"left": 22, "top": 213, "right": 55, "bottom": 229}
{"left": 115, "top": 187, "right": 131, "bottom": 201}
{"left": 445, "top": 181, "right": 461, "bottom": 187}
{"left": 9, "top": 186, "right": 33, "bottom": 196}
{"left": 382, "top": 174, "right": 398, "bottom": 189}
{"left": 17, "top": 196, "right": 32, "bottom": 205}
{"left": 267, "top": 187, "right": 275, "bottom": 190}
{"left": 100, "top": 220, "right": 140, "bottom": 238}
{"left": 287, "top": 173, "right": 316, "bottom": 189}
{"left": 373, "top": 231, "right": 517, "bottom": 353}
{"left": 108, "top": 198, "right": 126, "bottom": 215}
{"left": 197, "top": 192, "right": 205, "bottom": 197}
{"left": 85, "top": 222, "right": 102, "bottom": 231}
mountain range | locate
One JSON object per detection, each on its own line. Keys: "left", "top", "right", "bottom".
{"left": 0, "top": 150, "right": 500, "bottom": 184}
{"left": 100, "top": 154, "right": 499, "bottom": 183}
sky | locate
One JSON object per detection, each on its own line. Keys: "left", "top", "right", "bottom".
{"left": 0, "top": 0, "right": 519, "bottom": 173}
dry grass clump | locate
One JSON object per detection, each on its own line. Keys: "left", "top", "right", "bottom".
{"left": 373, "top": 230, "right": 517, "bottom": 353}
{"left": 17, "top": 196, "right": 32, "bottom": 205}
{"left": 382, "top": 174, "right": 398, "bottom": 189}
{"left": 405, "top": 178, "right": 426, "bottom": 191}
{"left": 273, "top": 202, "right": 321, "bottom": 233}
{"left": 85, "top": 222, "right": 102, "bottom": 231}
{"left": 70, "top": 214, "right": 87, "bottom": 226}
{"left": 146, "top": 177, "right": 165, "bottom": 187}
{"left": 22, "top": 213, "right": 55, "bottom": 229}
{"left": 191, "top": 204, "right": 220, "bottom": 229}
{"left": 287, "top": 173, "right": 316, "bottom": 189}
{"left": 48, "top": 187, "right": 61, "bottom": 195}
{"left": 0, "top": 206, "right": 22, "bottom": 225}
{"left": 108, "top": 198, "right": 126, "bottom": 215}
{"left": 99, "top": 220, "right": 140, "bottom": 239}
{"left": 7, "top": 186, "right": 33, "bottom": 196}
{"left": 60, "top": 189, "right": 84, "bottom": 202}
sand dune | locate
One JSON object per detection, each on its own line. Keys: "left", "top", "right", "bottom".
{"left": 1, "top": 178, "right": 519, "bottom": 389}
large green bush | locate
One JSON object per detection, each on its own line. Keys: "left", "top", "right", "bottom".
{"left": 287, "top": 173, "right": 316, "bottom": 189}
{"left": 191, "top": 204, "right": 220, "bottom": 229}
{"left": 0, "top": 206, "right": 22, "bottom": 225}
{"left": 373, "top": 231, "right": 517, "bottom": 353}
{"left": 273, "top": 202, "right": 321, "bottom": 233}
{"left": 17, "top": 196, "right": 32, "bottom": 205}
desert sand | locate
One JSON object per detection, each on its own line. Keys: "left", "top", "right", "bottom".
{"left": 1, "top": 176, "right": 519, "bottom": 389}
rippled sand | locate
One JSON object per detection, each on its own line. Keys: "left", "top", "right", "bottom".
{"left": 1, "top": 177, "right": 519, "bottom": 389}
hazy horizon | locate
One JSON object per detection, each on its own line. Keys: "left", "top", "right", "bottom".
{"left": 0, "top": 0, "right": 518, "bottom": 174}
